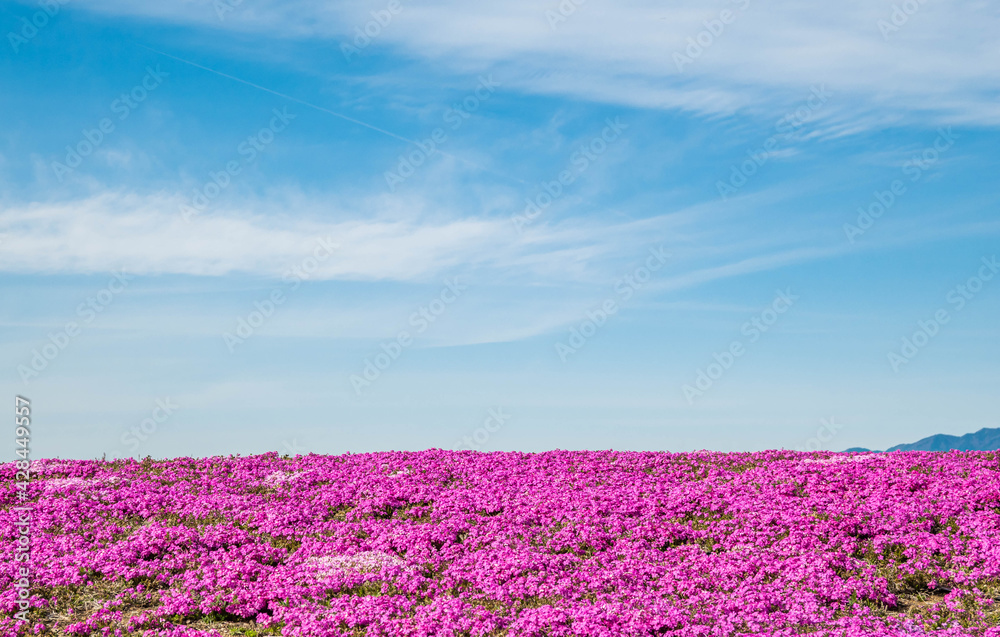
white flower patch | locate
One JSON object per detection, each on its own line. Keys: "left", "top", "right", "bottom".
{"left": 43, "top": 477, "right": 91, "bottom": 490}
{"left": 302, "top": 550, "right": 408, "bottom": 579}
{"left": 34, "top": 460, "right": 76, "bottom": 474}
{"left": 802, "top": 454, "right": 888, "bottom": 465}
{"left": 263, "top": 470, "right": 310, "bottom": 485}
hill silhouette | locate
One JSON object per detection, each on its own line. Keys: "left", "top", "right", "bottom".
{"left": 843, "top": 427, "right": 1000, "bottom": 453}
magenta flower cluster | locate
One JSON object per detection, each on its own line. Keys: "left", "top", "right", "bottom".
{"left": 2, "top": 450, "right": 1000, "bottom": 636}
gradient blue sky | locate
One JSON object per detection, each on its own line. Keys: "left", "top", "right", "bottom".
{"left": 1, "top": 0, "right": 998, "bottom": 460}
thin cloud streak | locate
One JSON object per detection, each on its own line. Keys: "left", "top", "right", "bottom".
{"left": 134, "top": 44, "right": 525, "bottom": 185}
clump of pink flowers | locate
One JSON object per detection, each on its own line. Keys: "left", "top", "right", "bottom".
{"left": 2, "top": 450, "right": 1000, "bottom": 636}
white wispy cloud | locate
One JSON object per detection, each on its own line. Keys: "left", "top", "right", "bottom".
{"left": 4, "top": 182, "right": 986, "bottom": 283}
{"left": 66, "top": 0, "right": 1000, "bottom": 127}
{"left": 3, "top": 189, "right": 700, "bottom": 283}
{"left": 4, "top": 179, "right": 995, "bottom": 348}
{"left": 0, "top": 184, "right": 834, "bottom": 296}
{"left": 0, "top": 191, "right": 505, "bottom": 280}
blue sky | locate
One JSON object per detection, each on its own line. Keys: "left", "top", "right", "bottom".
{"left": 1, "top": 0, "right": 998, "bottom": 459}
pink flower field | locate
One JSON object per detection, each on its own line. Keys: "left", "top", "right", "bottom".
{"left": 3, "top": 451, "right": 1000, "bottom": 636}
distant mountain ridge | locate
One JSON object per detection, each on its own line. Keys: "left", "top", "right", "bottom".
{"left": 844, "top": 427, "right": 1000, "bottom": 453}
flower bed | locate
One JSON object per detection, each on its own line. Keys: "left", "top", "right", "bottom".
{"left": 2, "top": 450, "right": 999, "bottom": 636}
